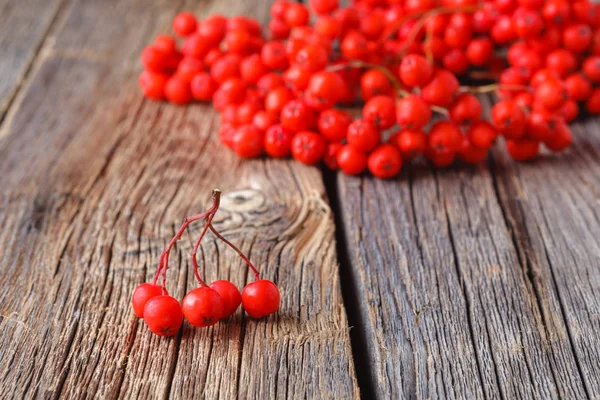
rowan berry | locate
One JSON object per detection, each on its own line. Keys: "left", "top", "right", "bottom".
{"left": 318, "top": 109, "right": 353, "bottom": 142}
{"left": 492, "top": 100, "right": 526, "bottom": 139}
{"left": 399, "top": 55, "right": 433, "bottom": 88}
{"left": 535, "top": 80, "right": 567, "bottom": 111}
{"left": 143, "top": 295, "right": 183, "bottom": 337}
{"left": 360, "top": 69, "right": 393, "bottom": 100}
{"left": 285, "top": 3, "right": 310, "bottom": 27}
{"left": 367, "top": 144, "right": 402, "bottom": 179}
{"left": 506, "top": 139, "right": 540, "bottom": 161}
{"left": 459, "top": 138, "right": 488, "bottom": 164}
{"left": 173, "top": 12, "right": 197, "bottom": 37}
{"left": 264, "top": 124, "right": 294, "bottom": 157}
{"left": 139, "top": 71, "right": 168, "bottom": 100}
{"left": 396, "top": 95, "right": 432, "bottom": 130}
{"left": 291, "top": 131, "right": 326, "bottom": 164}
{"left": 391, "top": 130, "right": 427, "bottom": 159}
{"left": 242, "top": 280, "right": 281, "bottom": 319}
{"left": 335, "top": 145, "right": 367, "bottom": 175}
{"left": 261, "top": 41, "right": 289, "bottom": 70}
{"left": 209, "top": 281, "right": 242, "bottom": 319}
{"left": 281, "top": 100, "right": 316, "bottom": 132}
{"left": 183, "top": 287, "right": 223, "bottom": 327}
{"left": 362, "top": 96, "right": 396, "bottom": 130}
{"left": 165, "top": 76, "right": 192, "bottom": 105}
{"left": 233, "top": 125, "right": 264, "bottom": 158}
{"left": 347, "top": 119, "right": 381, "bottom": 152}
{"left": 421, "top": 69, "right": 460, "bottom": 107}
{"left": 545, "top": 122, "right": 572, "bottom": 151}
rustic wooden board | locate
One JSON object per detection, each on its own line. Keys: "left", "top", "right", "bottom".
{"left": 335, "top": 119, "right": 593, "bottom": 397}
{"left": 0, "top": 0, "right": 358, "bottom": 398}
{"left": 492, "top": 116, "right": 600, "bottom": 399}
{"left": 0, "top": 0, "right": 64, "bottom": 122}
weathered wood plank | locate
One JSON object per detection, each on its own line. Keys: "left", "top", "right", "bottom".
{"left": 492, "top": 115, "right": 600, "bottom": 398}
{"left": 336, "top": 128, "right": 590, "bottom": 397}
{"left": 0, "top": 0, "right": 64, "bottom": 122}
{"left": 0, "top": 0, "right": 359, "bottom": 398}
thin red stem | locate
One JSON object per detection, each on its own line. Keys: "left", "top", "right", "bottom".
{"left": 208, "top": 224, "right": 261, "bottom": 281}
{"left": 152, "top": 190, "right": 222, "bottom": 291}
{"left": 191, "top": 191, "right": 221, "bottom": 286}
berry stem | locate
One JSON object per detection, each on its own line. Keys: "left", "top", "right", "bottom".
{"left": 153, "top": 189, "right": 222, "bottom": 291}
{"left": 190, "top": 191, "right": 221, "bottom": 287}
{"left": 208, "top": 223, "right": 261, "bottom": 281}
{"left": 380, "top": 4, "right": 483, "bottom": 44}
{"left": 459, "top": 84, "right": 533, "bottom": 94}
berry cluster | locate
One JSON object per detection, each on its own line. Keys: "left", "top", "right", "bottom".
{"left": 138, "top": 0, "right": 600, "bottom": 179}
{"left": 132, "top": 190, "right": 280, "bottom": 337}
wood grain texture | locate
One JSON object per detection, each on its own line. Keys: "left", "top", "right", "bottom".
{"left": 336, "top": 133, "right": 591, "bottom": 397}
{"left": 0, "top": 0, "right": 358, "bottom": 398}
{"left": 492, "top": 116, "right": 600, "bottom": 399}
{"left": 0, "top": 0, "right": 64, "bottom": 121}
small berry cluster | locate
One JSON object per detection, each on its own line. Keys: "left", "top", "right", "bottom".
{"left": 132, "top": 190, "right": 280, "bottom": 337}
{"left": 138, "top": 0, "right": 600, "bottom": 179}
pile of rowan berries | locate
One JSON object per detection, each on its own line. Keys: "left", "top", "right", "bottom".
{"left": 132, "top": 190, "right": 280, "bottom": 337}
{"left": 138, "top": 0, "right": 600, "bottom": 178}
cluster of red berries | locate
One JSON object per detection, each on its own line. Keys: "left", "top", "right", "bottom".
{"left": 131, "top": 190, "right": 280, "bottom": 337}
{"left": 138, "top": 0, "right": 600, "bottom": 178}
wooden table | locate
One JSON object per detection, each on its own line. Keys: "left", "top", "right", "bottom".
{"left": 1, "top": 0, "right": 599, "bottom": 398}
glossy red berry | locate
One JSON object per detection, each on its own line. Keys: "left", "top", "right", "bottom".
{"left": 347, "top": 119, "right": 381, "bottom": 152}
{"left": 535, "top": 80, "right": 568, "bottom": 111}
{"left": 421, "top": 69, "right": 460, "bottom": 107}
{"left": 459, "top": 138, "right": 488, "bottom": 164}
{"left": 173, "top": 12, "right": 198, "bottom": 37}
{"left": 467, "top": 121, "right": 498, "bottom": 149}
{"left": 336, "top": 145, "right": 368, "bottom": 175}
{"left": 367, "top": 144, "right": 402, "bottom": 179}
{"left": 143, "top": 295, "right": 183, "bottom": 336}
{"left": 233, "top": 125, "right": 265, "bottom": 158}
{"left": 264, "top": 124, "right": 294, "bottom": 158}
{"left": 285, "top": 3, "right": 310, "bottom": 27}
{"left": 208, "top": 280, "right": 242, "bottom": 319}
{"left": 391, "top": 130, "right": 427, "bottom": 159}
{"left": 545, "top": 122, "right": 572, "bottom": 152}
{"left": 506, "top": 139, "right": 540, "bottom": 161}
{"left": 190, "top": 73, "right": 218, "bottom": 101}
{"left": 449, "top": 93, "right": 482, "bottom": 126}
{"left": 399, "top": 54, "right": 433, "bottom": 87}
{"left": 291, "top": 131, "right": 326, "bottom": 164}
{"left": 318, "top": 109, "right": 352, "bottom": 142}
{"left": 428, "top": 121, "right": 464, "bottom": 153}
{"left": 396, "top": 95, "right": 432, "bottom": 130}
{"left": 182, "top": 287, "right": 223, "bottom": 327}
{"left": 165, "top": 77, "right": 192, "bottom": 105}
{"left": 310, "top": 0, "right": 339, "bottom": 15}
{"left": 492, "top": 100, "right": 526, "bottom": 139}
{"left": 362, "top": 96, "right": 396, "bottom": 130}
{"left": 242, "top": 280, "right": 281, "bottom": 318}
{"left": 281, "top": 100, "right": 316, "bottom": 132}
{"left": 139, "top": 71, "right": 168, "bottom": 100}
{"left": 132, "top": 283, "right": 165, "bottom": 318}
{"left": 360, "top": 69, "right": 393, "bottom": 100}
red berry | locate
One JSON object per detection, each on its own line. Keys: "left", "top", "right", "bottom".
{"left": 492, "top": 100, "right": 526, "bottom": 139}
{"left": 583, "top": 56, "right": 600, "bottom": 83}
{"left": 257, "top": 73, "right": 285, "bottom": 97}
{"left": 459, "top": 138, "right": 488, "bottom": 164}
{"left": 362, "top": 96, "right": 396, "bottom": 130}
{"left": 535, "top": 80, "right": 567, "bottom": 111}
{"left": 291, "top": 131, "right": 326, "bottom": 164}
{"left": 295, "top": 44, "right": 329, "bottom": 72}
{"left": 428, "top": 121, "right": 464, "bottom": 153}
{"left": 143, "top": 295, "right": 183, "bottom": 337}
{"left": 318, "top": 109, "right": 352, "bottom": 142}
{"left": 211, "top": 54, "right": 241, "bottom": 84}
{"left": 391, "top": 130, "right": 427, "bottom": 159}
{"left": 265, "top": 87, "right": 295, "bottom": 114}
{"left": 565, "top": 74, "right": 591, "bottom": 101}
{"left": 173, "top": 12, "right": 198, "bottom": 37}
{"left": 139, "top": 70, "right": 168, "bottom": 100}
{"left": 513, "top": 7, "right": 543, "bottom": 39}
{"left": 449, "top": 93, "right": 482, "bottom": 126}
{"left": 396, "top": 95, "right": 432, "bottom": 130}
{"left": 421, "top": 69, "right": 460, "bottom": 107}
{"left": 466, "top": 37, "right": 494, "bottom": 66}
{"left": 545, "top": 49, "right": 577, "bottom": 78}
{"left": 506, "top": 139, "right": 540, "bottom": 161}
{"left": 467, "top": 121, "right": 498, "bottom": 149}
{"left": 310, "top": 0, "right": 339, "bottom": 15}
{"left": 182, "top": 287, "right": 223, "bottom": 327}
{"left": 271, "top": 0, "right": 291, "bottom": 19}
{"left": 367, "top": 144, "right": 402, "bottom": 179}
{"left": 562, "top": 24, "right": 592, "bottom": 53}
{"left": 132, "top": 283, "right": 165, "bottom": 318}
{"left": 233, "top": 125, "right": 265, "bottom": 158}
{"left": 242, "top": 280, "right": 281, "bottom": 319}
{"left": 261, "top": 41, "right": 289, "bottom": 70}
{"left": 253, "top": 110, "right": 279, "bottom": 131}
{"left": 360, "top": 69, "right": 393, "bottom": 100}
{"left": 209, "top": 280, "right": 242, "bottom": 319}
{"left": 281, "top": 100, "right": 316, "bottom": 132}
{"left": 336, "top": 145, "right": 368, "bottom": 175}
{"left": 264, "top": 124, "right": 294, "bottom": 158}
{"left": 141, "top": 46, "right": 171, "bottom": 73}
{"left": 165, "top": 77, "right": 192, "bottom": 105}
{"left": 240, "top": 54, "right": 268, "bottom": 84}
{"left": 285, "top": 3, "right": 310, "bottom": 27}
{"left": 545, "top": 122, "right": 572, "bottom": 151}
{"left": 341, "top": 31, "right": 369, "bottom": 61}
{"left": 443, "top": 49, "right": 469, "bottom": 75}
{"left": 190, "top": 73, "right": 218, "bottom": 101}
{"left": 347, "top": 119, "right": 381, "bottom": 152}
{"left": 399, "top": 55, "right": 433, "bottom": 88}
{"left": 324, "top": 142, "right": 343, "bottom": 170}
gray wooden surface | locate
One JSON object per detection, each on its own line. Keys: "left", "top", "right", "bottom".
{"left": 0, "top": 0, "right": 599, "bottom": 399}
